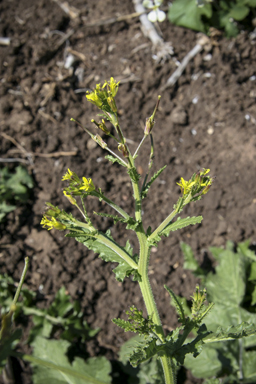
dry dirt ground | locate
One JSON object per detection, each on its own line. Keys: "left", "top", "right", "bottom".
{"left": 0, "top": 0, "right": 256, "bottom": 383}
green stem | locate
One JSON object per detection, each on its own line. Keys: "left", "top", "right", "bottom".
{"left": 92, "top": 191, "right": 130, "bottom": 220}
{"left": 128, "top": 155, "right": 175, "bottom": 384}
{"left": 12, "top": 257, "right": 29, "bottom": 307}
{"left": 148, "top": 209, "right": 178, "bottom": 244}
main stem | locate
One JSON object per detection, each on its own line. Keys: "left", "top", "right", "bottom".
{"left": 128, "top": 157, "right": 175, "bottom": 384}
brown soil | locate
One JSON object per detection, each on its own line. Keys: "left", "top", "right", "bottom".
{"left": 1, "top": 0, "right": 256, "bottom": 383}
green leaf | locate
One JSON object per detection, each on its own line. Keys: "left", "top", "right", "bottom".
{"left": 204, "top": 322, "right": 256, "bottom": 343}
{"left": 127, "top": 167, "right": 140, "bottom": 183}
{"left": 75, "top": 230, "right": 137, "bottom": 282}
{"left": 251, "top": 286, "right": 256, "bottom": 306}
{"left": 0, "top": 329, "right": 22, "bottom": 367}
{"left": 164, "top": 285, "right": 186, "bottom": 323}
{"left": 168, "top": 0, "right": 212, "bottom": 33}
{"left": 105, "top": 154, "right": 125, "bottom": 167}
{"left": 243, "top": 350, "right": 256, "bottom": 381}
{"left": 160, "top": 216, "right": 203, "bottom": 237}
{"left": 31, "top": 337, "right": 111, "bottom": 384}
{"left": 141, "top": 166, "right": 167, "bottom": 199}
{"left": 229, "top": 4, "right": 249, "bottom": 20}
{"left": 129, "top": 338, "right": 161, "bottom": 367}
{"left": 184, "top": 347, "right": 222, "bottom": 379}
{"left": 238, "top": 240, "right": 256, "bottom": 262}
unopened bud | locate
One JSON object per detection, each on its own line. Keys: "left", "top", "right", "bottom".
{"left": 107, "top": 96, "right": 117, "bottom": 113}
{"left": 118, "top": 143, "right": 129, "bottom": 158}
{"left": 202, "top": 185, "right": 211, "bottom": 195}
{"left": 99, "top": 119, "right": 110, "bottom": 135}
{"left": 144, "top": 117, "right": 155, "bottom": 135}
{"left": 63, "top": 191, "right": 77, "bottom": 205}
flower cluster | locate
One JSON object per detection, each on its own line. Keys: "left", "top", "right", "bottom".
{"left": 177, "top": 168, "right": 213, "bottom": 197}
{"left": 41, "top": 216, "right": 66, "bottom": 231}
{"left": 62, "top": 169, "right": 95, "bottom": 197}
{"left": 86, "top": 77, "right": 120, "bottom": 114}
{"left": 143, "top": 0, "right": 166, "bottom": 23}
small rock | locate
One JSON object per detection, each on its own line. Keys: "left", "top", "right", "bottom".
{"left": 170, "top": 106, "right": 188, "bottom": 125}
{"left": 87, "top": 138, "right": 97, "bottom": 149}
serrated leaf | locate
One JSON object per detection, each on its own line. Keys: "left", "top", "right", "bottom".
{"left": 164, "top": 285, "right": 186, "bottom": 323}
{"left": 31, "top": 337, "right": 111, "bottom": 384}
{"left": 160, "top": 216, "right": 203, "bottom": 237}
{"left": 127, "top": 167, "right": 140, "bottom": 182}
{"left": 129, "top": 338, "right": 160, "bottom": 367}
{"left": 168, "top": 0, "right": 212, "bottom": 33}
{"left": 105, "top": 154, "right": 125, "bottom": 167}
{"left": 75, "top": 230, "right": 136, "bottom": 282}
{"left": 141, "top": 166, "right": 167, "bottom": 199}
{"left": 204, "top": 322, "right": 256, "bottom": 343}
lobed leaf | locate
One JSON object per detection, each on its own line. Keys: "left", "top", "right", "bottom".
{"left": 74, "top": 230, "right": 138, "bottom": 282}
{"left": 160, "top": 216, "right": 203, "bottom": 237}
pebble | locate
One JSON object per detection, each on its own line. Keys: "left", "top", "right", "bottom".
{"left": 192, "top": 95, "right": 199, "bottom": 104}
{"left": 170, "top": 106, "right": 188, "bottom": 125}
{"left": 191, "top": 129, "right": 197, "bottom": 135}
{"left": 87, "top": 138, "right": 97, "bottom": 149}
{"left": 207, "top": 126, "right": 214, "bottom": 135}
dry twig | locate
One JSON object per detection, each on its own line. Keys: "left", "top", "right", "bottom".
{"left": 161, "top": 34, "right": 211, "bottom": 91}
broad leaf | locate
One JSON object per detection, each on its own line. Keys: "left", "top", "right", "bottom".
{"left": 168, "top": 0, "right": 212, "bottom": 33}
{"left": 31, "top": 337, "right": 111, "bottom": 384}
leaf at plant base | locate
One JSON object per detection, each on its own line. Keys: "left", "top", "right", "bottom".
{"left": 229, "top": 4, "right": 249, "bottom": 20}
{"left": 75, "top": 230, "right": 137, "bottom": 282}
{"left": 0, "top": 329, "right": 22, "bottom": 368}
{"left": 32, "top": 337, "right": 111, "bottom": 384}
{"left": 246, "top": 0, "right": 256, "bottom": 6}
{"left": 141, "top": 166, "right": 167, "bottom": 199}
{"left": 119, "top": 335, "right": 164, "bottom": 384}
{"left": 184, "top": 346, "right": 222, "bottom": 379}
{"left": 181, "top": 241, "right": 205, "bottom": 277}
{"left": 251, "top": 286, "right": 256, "bottom": 306}
{"left": 237, "top": 240, "right": 256, "bottom": 262}
{"left": 249, "top": 262, "right": 256, "bottom": 281}
{"left": 168, "top": 0, "right": 212, "bottom": 33}
{"left": 161, "top": 216, "right": 203, "bottom": 237}
{"left": 243, "top": 350, "right": 256, "bottom": 381}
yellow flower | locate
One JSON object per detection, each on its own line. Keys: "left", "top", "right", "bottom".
{"left": 86, "top": 89, "right": 102, "bottom": 108}
{"left": 62, "top": 169, "right": 73, "bottom": 181}
{"left": 41, "top": 216, "right": 66, "bottom": 231}
{"left": 79, "top": 177, "right": 95, "bottom": 192}
{"left": 177, "top": 177, "right": 196, "bottom": 195}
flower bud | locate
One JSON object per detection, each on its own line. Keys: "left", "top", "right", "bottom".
{"left": 118, "top": 143, "right": 129, "bottom": 158}
{"left": 63, "top": 191, "right": 77, "bottom": 205}
{"left": 107, "top": 96, "right": 117, "bottom": 113}
{"left": 144, "top": 117, "right": 155, "bottom": 135}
